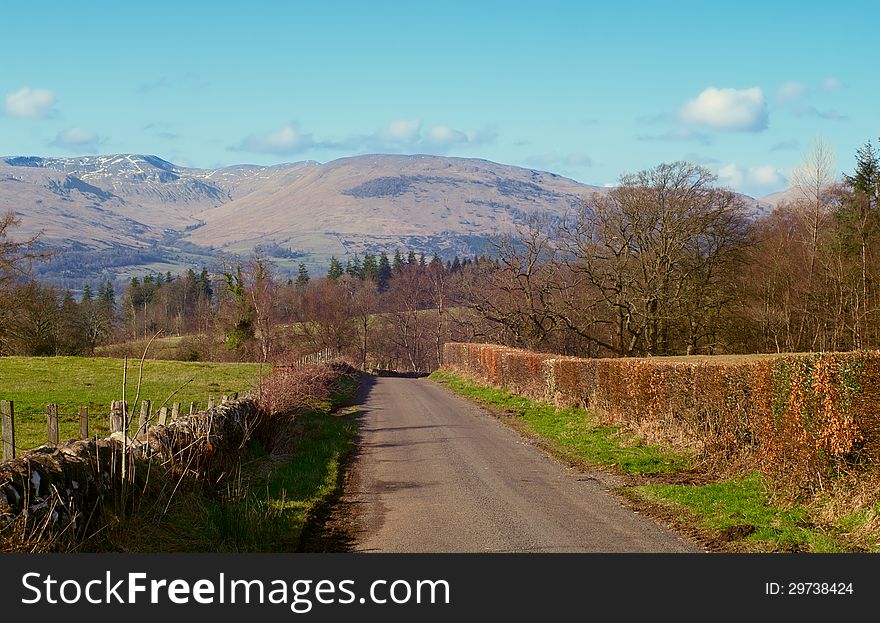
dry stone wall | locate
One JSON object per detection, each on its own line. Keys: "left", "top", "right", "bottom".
{"left": 0, "top": 398, "right": 260, "bottom": 544}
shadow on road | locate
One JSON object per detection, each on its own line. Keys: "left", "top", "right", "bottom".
{"left": 297, "top": 373, "right": 377, "bottom": 552}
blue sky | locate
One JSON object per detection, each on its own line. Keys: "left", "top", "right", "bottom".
{"left": 1, "top": 0, "right": 877, "bottom": 197}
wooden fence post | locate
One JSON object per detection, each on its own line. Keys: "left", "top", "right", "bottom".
{"left": 158, "top": 406, "right": 169, "bottom": 426}
{"left": 110, "top": 400, "right": 124, "bottom": 434}
{"left": 171, "top": 402, "right": 180, "bottom": 421}
{"left": 189, "top": 402, "right": 195, "bottom": 416}
{"left": 79, "top": 406, "right": 89, "bottom": 439}
{"left": 1, "top": 400, "right": 14, "bottom": 461}
{"left": 221, "top": 395, "right": 229, "bottom": 404}
{"left": 207, "top": 396, "right": 215, "bottom": 409}
{"left": 138, "top": 400, "right": 151, "bottom": 436}
{"left": 47, "top": 403, "right": 59, "bottom": 446}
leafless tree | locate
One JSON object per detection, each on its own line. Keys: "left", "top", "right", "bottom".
{"left": 560, "top": 162, "right": 751, "bottom": 356}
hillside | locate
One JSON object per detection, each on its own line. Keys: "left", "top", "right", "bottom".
{"left": 1, "top": 152, "right": 775, "bottom": 287}
{"left": 0, "top": 153, "right": 604, "bottom": 285}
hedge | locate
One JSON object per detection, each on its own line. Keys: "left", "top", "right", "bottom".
{"left": 443, "top": 343, "right": 879, "bottom": 493}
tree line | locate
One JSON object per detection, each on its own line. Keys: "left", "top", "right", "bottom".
{"left": 1, "top": 137, "right": 877, "bottom": 366}
{"left": 463, "top": 138, "right": 880, "bottom": 357}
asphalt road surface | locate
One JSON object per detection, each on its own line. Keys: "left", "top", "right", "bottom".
{"left": 342, "top": 376, "right": 700, "bottom": 553}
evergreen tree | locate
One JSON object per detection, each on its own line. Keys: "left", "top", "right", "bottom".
{"left": 96, "top": 280, "right": 116, "bottom": 330}
{"left": 419, "top": 253, "right": 427, "bottom": 267}
{"left": 451, "top": 255, "right": 461, "bottom": 272}
{"left": 184, "top": 268, "right": 199, "bottom": 304}
{"left": 198, "top": 268, "right": 213, "bottom": 301}
{"left": 845, "top": 140, "right": 880, "bottom": 206}
{"left": 430, "top": 252, "right": 443, "bottom": 269}
{"left": 378, "top": 251, "right": 392, "bottom": 290}
{"left": 407, "top": 250, "right": 418, "bottom": 265}
{"left": 98, "top": 280, "right": 115, "bottom": 306}
{"left": 81, "top": 283, "right": 93, "bottom": 303}
{"left": 393, "top": 249, "right": 404, "bottom": 272}
{"left": 296, "top": 263, "right": 310, "bottom": 287}
{"left": 327, "top": 256, "right": 344, "bottom": 282}
{"left": 141, "top": 274, "right": 156, "bottom": 303}
{"left": 348, "top": 255, "right": 362, "bottom": 279}
{"left": 362, "top": 253, "right": 379, "bottom": 282}
{"left": 128, "top": 276, "right": 143, "bottom": 307}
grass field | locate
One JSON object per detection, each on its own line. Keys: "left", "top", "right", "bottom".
{"left": 94, "top": 335, "right": 191, "bottom": 360}
{"left": 0, "top": 356, "right": 266, "bottom": 451}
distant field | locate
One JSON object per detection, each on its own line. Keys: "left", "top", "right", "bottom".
{"left": 94, "top": 335, "right": 191, "bottom": 360}
{"left": 0, "top": 356, "right": 265, "bottom": 452}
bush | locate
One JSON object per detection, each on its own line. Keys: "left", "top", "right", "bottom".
{"left": 443, "top": 343, "right": 880, "bottom": 496}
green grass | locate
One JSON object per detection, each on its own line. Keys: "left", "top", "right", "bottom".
{"left": 82, "top": 374, "right": 361, "bottom": 553}
{"left": 253, "top": 376, "right": 360, "bottom": 549}
{"left": 94, "top": 335, "right": 189, "bottom": 360}
{"left": 429, "top": 370, "right": 691, "bottom": 475}
{"left": 629, "top": 472, "right": 865, "bottom": 552}
{"left": 0, "top": 356, "right": 265, "bottom": 451}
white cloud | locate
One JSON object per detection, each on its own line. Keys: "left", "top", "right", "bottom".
{"left": 425, "top": 125, "right": 470, "bottom": 147}
{"left": 5, "top": 87, "right": 58, "bottom": 119}
{"left": 717, "top": 163, "right": 786, "bottom": 195}
{"left": 681, "top": 86, "right": 768, "bottom": 132}
{"left": 341, "top": 120, "right": 495, "bottom": 153}
{"left": 230, "top": 123, "right": 315, "bottom": 155}
{"left": 377, "top": 119, "right": 422, "bottom": 144}
{"left": 821, "top": 77, "right": 844, "bottom": 91}
{"left": 231, "top": 119, "right": 495, "bottom": 156}
{"left": 776, "top": 81, "right": 808, "bottom": 103}
{"left": 50, "top": 127, "right": 101, "bottom": 153}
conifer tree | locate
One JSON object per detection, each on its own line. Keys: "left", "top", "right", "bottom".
{"left": 296, "top": 263, "right": 310, "bottom": 287}
{"left": 327, "top": 256, "right": 344, "bottom": 282}
{"left": 378, "top": 251, "right": 392, "bottom": 290}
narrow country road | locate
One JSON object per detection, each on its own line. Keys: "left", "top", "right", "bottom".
{"left": 337, "top": 376, "right": 700, "bottom": 553}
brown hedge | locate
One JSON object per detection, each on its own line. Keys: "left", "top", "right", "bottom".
{"left": 443, "top": 343, "right": 879, "bottom": 493}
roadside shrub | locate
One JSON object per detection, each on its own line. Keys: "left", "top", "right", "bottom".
{"left": 443, "top": 343, "right": 880, "bottom": 496}
{"left": 253, "top": 362, "right": 356, "bottom": 455}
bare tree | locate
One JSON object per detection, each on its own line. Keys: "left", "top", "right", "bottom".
{"left": 462, "top": 215, "right": 563, "bottom": 349}
{"left": 0, "top": 211, "right": 46, "bottom": 286}
{"left": 790, "top": 139, "right": 838, "bottom": 347}
{"left": 561, "top": 162, "right": 751, "bottom": 356}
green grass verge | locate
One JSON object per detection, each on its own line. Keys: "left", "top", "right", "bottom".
{"left": 84, "top": 374, "right": 360, "bottom": 552}
{"left": 628, "top": 472, "right": 871, "bottom": 552}
{"left": 430, "top": 370, "right": 879, "bottom": 553}
{"left": 429, "top": 370, "right": 690, "bottom": 475}
{"left": 0, "top": 356, "right": 265, "bottom": 451}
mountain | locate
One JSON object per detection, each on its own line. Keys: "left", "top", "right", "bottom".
{"left": 2, "top": 152, "right": 777, "bottom": 288}
{"left": 757, "top": 187, "right": 805, "bottom": 209}
{"left": 0, "top": 153, "right": 602, "bottom": 287}
{"left": 184, "top": 154, "right": 601, "bottom": 257}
